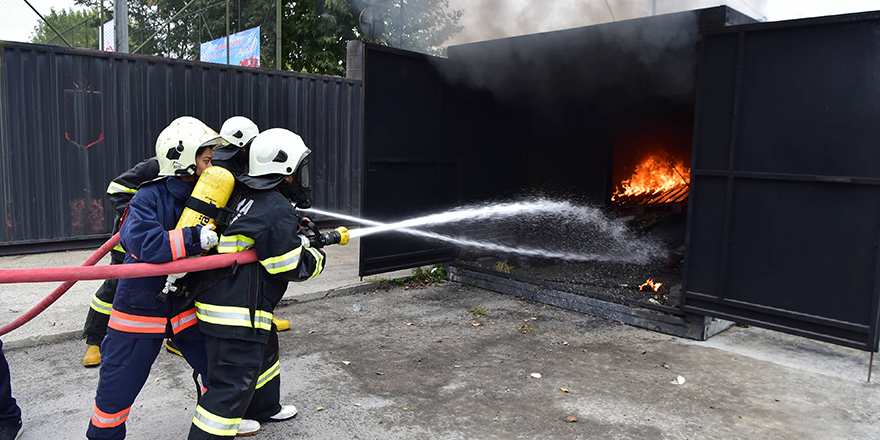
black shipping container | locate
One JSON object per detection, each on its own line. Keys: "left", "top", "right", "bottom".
{"left": 360, "top": 7, "right": 880, "bottom": 351}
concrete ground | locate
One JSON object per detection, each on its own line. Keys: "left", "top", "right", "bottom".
{"left": 0, "top": 238, "right": 878, "bottom": 439}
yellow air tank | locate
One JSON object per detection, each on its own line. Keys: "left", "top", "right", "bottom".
{"left": 176, "top": 166, "right": 236, "bottom": 229}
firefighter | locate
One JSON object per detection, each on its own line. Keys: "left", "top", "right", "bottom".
{"left": 81, "top": 117, "right": 208, "bottom": 366}
{"left": 81, "top": 157, "right": 159, "bottom": 367}
{"left": 0, "top": 339, "right": 22, "bottom": 440}
{"left": 214, "top": 116, "right": 258, "bottom": 177}
{"left": 81, "top": 116, "right": 288, "bottom": 368}
{"left": 188, "top": 128, "right": 322, "bottom": 439}
{"left": 87, "top": 117, "right": 226, "bottom": 440}
{"left": 215, "top": 116, "right": 292, "bottom": 332}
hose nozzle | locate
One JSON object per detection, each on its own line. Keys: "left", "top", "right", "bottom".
{"left": 309, "top": 226, "right": 350, "bottom": 248}
{"left": 335, "top": 226, "right": 350, "bottom": 246}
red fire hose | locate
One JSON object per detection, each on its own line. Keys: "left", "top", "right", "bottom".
{"left": 0, "top": 233, "right": 257, "bottom": 336}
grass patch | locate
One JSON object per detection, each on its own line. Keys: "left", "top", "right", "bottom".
{"left": 518, "top": 324, "right": 537, "bottom": 335}
{"left": 373, "top": 264, "right": 448, "bottom": 290}
{"left": 493, "top": 260, "right": 513, "bottom": 273}
{"left": 468, "top": 304, "right": 488, "bottom": 317}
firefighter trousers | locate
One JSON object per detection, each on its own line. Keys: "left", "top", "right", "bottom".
{"left": 188, "top": 329, "right": 281, "bottom": 439}
{"left": 0, "top": 340, "right": 21, "bottom": 428}
{"left": 87, "top": 330, "right": 208, "bottom": 439}
{"left": 81, "top": 250, "right": 125, "bottom": 345}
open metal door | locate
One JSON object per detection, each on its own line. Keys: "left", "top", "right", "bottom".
{"left": 359, "top": 44, "right": 458, "bottom": 276}
{"left": 684, "top": 12, "right": 880, "bottom": 351}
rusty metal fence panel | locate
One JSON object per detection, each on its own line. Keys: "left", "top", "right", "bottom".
{"left": 0, "top": 41, "right": 361, "bottom": 253}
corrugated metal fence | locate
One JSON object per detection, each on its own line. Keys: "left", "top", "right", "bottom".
{"left": 0, "top": 41, "right": 362, "bottom": 253}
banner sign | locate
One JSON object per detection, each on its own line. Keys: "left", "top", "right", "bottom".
{"left": 200, "top": 26, "right": 260, "bottom": 67}
{"left": 101, "top": 19, "right": 114, "bottom": 52}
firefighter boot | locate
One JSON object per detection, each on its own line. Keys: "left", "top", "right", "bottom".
{"left": 265, "top": 405, "right": 297, "bottom": 422}
{"left": 0, "top": 421, "right": 22, "bottom": 440}
{"left": 236, "top": 420, "right": 260, "bottom": 436}
{"left": 83, "top": 345, "right": 101, "bottom": 367}
{"left": 273, "top": 317, "right": 291, "bottom": 332}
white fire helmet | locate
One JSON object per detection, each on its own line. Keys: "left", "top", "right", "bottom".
{"left": 219, "top": 116, "right": 260, "bottom": 148}
{"left": 168, "top": 116, "right": 202, "bottom": 127}
{"left": 155, "top": 117, "right": 228, "bottom": 177}
{"left": 248, "top": 128, "right": 310, "bottom": 178}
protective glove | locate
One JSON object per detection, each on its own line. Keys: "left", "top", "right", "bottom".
{"left": 299, "top": 234, "right": 311, "bottom": 249}
{"left": 161, "top": 272, "right": 187, "bottom": 296}
{"left": 200, "top": 224, "right": 219, "bottom": 251}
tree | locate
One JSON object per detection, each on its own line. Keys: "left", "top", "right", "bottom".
{"left": 68, "top": 0, "right": 462, "bottom": 76}
{"left": 30, "top": 7, "right": 104, "bottom": 49}
{"left": 273, "top": 0, "right": 357, "bottom": 75}
{"left": 276, "top": 0, "right": 462, "bottom": 75}
{"left": 378, "top": 0, "right": 463, "bottom": 56}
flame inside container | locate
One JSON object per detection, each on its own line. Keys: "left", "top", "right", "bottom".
{"left": 612, "top": 152, "right": 690, "bottom": 202}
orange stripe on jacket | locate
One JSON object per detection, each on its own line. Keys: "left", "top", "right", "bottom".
{"left": 169, "top": 228, "right": 186, "bottom": 261}
{"left": 108, "top": 309, "right": 167, "bottom": 334}
{"left": 170, "top": 308, "right": 197, "bottom": 334}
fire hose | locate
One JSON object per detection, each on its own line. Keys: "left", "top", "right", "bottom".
{"left": 0, "top": 233, "right": 257, "bottom": 336}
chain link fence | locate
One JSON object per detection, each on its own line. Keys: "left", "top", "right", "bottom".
{"left": 1, "top": 1, "right": 103, "bottom": 49}
{"left": 1, "top": 0, "right": 281, "bottom": 68}
{"left": 129, "top": 0, "right": 281, "bottom": 67}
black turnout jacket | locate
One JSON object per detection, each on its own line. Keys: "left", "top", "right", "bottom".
{"left": 193, "top": 187, "right": 326, "bottom": 343}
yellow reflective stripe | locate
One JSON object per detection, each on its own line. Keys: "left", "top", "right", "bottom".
{"left": 217, "top": 235, "right": 254, "bottom": 253}
{"left": 90, "top": 295, "right": 113, "bottom": 316}
{"left": 306, "top": 247, "right": 324, "bottom": 280}
{"left": 260, "top": 247, "right": 302, "bottom": 274}
{"left": 106, "top": 181, "right": 136, "bottom": 195}
{"left": 192, "top": 405, "right": 240, "bottom": 437}
{"left": 255, "top": 360, "right": 281, "bottom": 390}
{"left": 112, "top": 244, "right": 125, "bottom": 253}
{"left": 194, "top": 302, "right": 273, "bottom": 331}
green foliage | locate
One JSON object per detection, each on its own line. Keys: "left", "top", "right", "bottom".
{"left": 69, "top": 0, "right": 462, "bottom": 75}
{"left": 492, "top": 260, "right": 513, "bottom": 274}
{"left": 374, "top": 264, "right": 448, "bottom": 290}
{"left": 405, "top": 264, "right": 447, "bottom": 284}
{"left": 30, "top": 7, "right": 103, "bottom": 49}
{"left": 468, "top": 304, "right": 487, "bottom": 317}
{"left": 278, "top": 0, "right": 357, "bottom": 75}
{"left": 518, "top": 324, "right": 536, "bottom": 335}
{"left": 371, "top": 0, "right": 463, "bottom": 56}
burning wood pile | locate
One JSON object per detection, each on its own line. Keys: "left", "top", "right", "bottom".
{"left": 612, "top": 152, "right": 690, "bottom": 207}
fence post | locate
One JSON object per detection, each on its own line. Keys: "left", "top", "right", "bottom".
{"left": 225, "top": 0, "right": 230, "bottom": 65}
{"left": 115, "top": 0, "right": 128, "bottom": 52}
{"left": 276, "top": 0, "right": 281, "bottom": 69}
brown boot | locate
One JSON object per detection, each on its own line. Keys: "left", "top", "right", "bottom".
{"left": 83, "top": 344, "right": 101, "bottom": 367}
{"left": 273, "top": 317, "right": 291, "bottom": 332}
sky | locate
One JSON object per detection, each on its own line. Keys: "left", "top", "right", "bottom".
{"left": 1, "top": 0, "right": 878, "bottom": 46}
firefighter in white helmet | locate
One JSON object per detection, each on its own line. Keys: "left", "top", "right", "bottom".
{"left": 214, "top": 116, "right": 259, "bottom": 177}
{"left": 81, "top": 116, "right": 228, "bottom": 367}
{"left": 187, "top": 128, "right": 325, "bottom": 438}
{"left": 213, "top": 116, "right": 293, "bottom": 332}
{"left": 87, "top": 117, "right": 226, "bottom": 440}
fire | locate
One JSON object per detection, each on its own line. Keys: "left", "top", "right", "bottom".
{"left": 612, "top": 152, "right": 690, "bottom": 202}
{"left": 639, "top": 278, "right": 663, "bottom": 292}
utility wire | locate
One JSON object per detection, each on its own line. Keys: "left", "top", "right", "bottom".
{"left": 22, "top": 0, "right": 72, "bottom": 47}
{"left": 737, "top": 0, "right": 767, "bottom": 21}
{"left": 133, "top": 0, "right": 201, "bottom": 54}
{"left": 45, "top": 10, "right": 102, "bottom": 46}
{"left": 603, "top": 0, "right": 616, "bottom": 22}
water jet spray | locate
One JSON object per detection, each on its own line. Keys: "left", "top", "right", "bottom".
{"left": 301, "top": 198, "right": 661, "bottom": 264}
